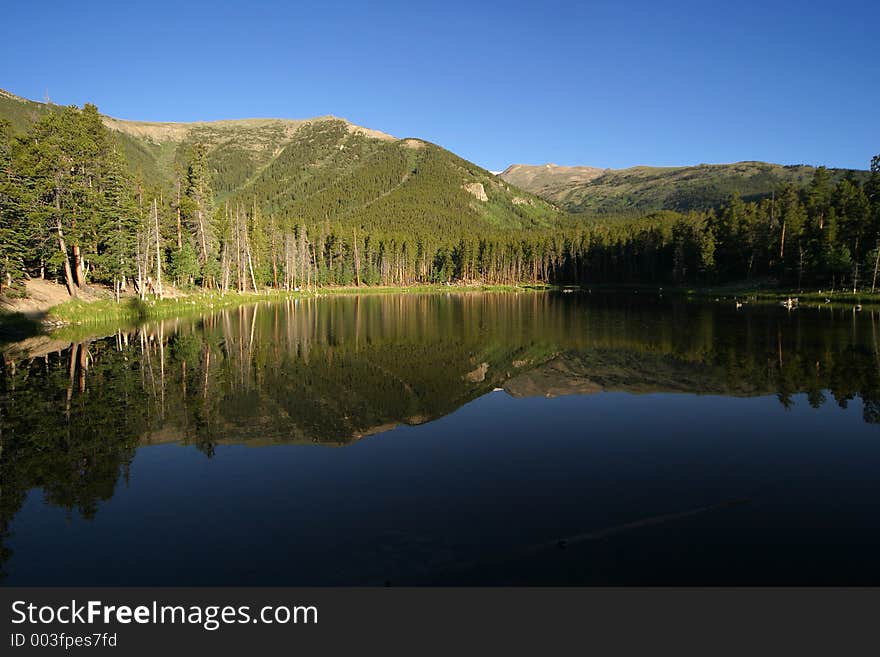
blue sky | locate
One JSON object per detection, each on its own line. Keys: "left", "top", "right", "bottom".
{"left": 1, "top": 0, "right": 877, "bottom": 170}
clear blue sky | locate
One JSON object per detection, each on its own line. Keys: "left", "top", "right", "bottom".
{"left": 1, "top": 0, "right": 877, "bottom": 171}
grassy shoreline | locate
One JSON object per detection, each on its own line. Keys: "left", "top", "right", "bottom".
{"left": 42, "top": 283, "right": 554, "bottom": 326}
{"left": 574, "top": 282, "right": 880, "bottom": 306}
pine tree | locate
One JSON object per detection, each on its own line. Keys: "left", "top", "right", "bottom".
{"left": 0, "top": 120, "right": 28, "bottom": 290}
{"left": 182, "top": 142, "right": 216, "bottom": 285}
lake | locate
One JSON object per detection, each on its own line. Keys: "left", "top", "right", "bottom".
{"left": 2, "top": 291, "right": 880, "bottom": 585}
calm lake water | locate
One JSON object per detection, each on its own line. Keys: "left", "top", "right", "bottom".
{"left": 2, "top": 291, "right": 880, "bottom": 585}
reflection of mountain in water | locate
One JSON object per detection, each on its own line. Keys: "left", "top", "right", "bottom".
{"left": 506, "top": 350, "right": 781, "bottom": 399}
{"left": 2, "top": 292, "right": 880, "bottom": 576}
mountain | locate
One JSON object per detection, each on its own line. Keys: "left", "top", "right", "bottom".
{"left": 499, "top": 161, "right": 871, "bottom": 215}
{"left": 0, "top": 89, "right": 563, "bottom": 234}
{"left": 497, "top": 163, "right": 607, "bottom": 199}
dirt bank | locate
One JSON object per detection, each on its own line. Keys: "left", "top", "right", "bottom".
{"left": 0, "top": 279, "right": 108, "bottom": 318}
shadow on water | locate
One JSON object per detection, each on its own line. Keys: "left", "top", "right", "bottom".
{"left": 0, "top": 311, "right": 48, "bottom": 345}
{"left": 2, "top": 292, "right": 880, "bottom": 583}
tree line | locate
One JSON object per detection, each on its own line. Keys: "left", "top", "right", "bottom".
{"left": 568, "top": 160, "right": 880, "bottom": 290}
{"left": 1, "top": 102, "right": 878, "bottom": 295}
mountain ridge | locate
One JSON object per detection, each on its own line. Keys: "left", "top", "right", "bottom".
{"left": 2, "top": 87, "right": 871, "bottom": 229}
{"left": 0, "top": 87, "right": 395, "bottom": 143}
{"left": 0, "top": 88, "right": 564, "bottom": 233}
{"left": 499, "top": 160, "right": 870, "bottom": 214}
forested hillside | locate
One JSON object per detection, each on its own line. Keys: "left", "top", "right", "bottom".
{"left": 501, "top": 161, "right": 870, "bottom": 215}
{"left": 550, "top": 162, "right": 880, "bottom": 291}
{"left": 0, "top": 90, "right": 566, "bottom": 296}
{"left": 0, "top": 89, "right": 878, "bottom": 297}
{"left": 0, "top": 89, "right": 561, "bottom": 229}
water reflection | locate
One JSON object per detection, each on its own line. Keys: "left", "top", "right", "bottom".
{"left": 1, "top": 292, "right": 879, "bottom": 582}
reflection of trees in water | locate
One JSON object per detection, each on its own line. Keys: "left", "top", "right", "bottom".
{"left": 0, "top": 294, "right": 559, "bottom": 576}
{"left": 1, "top": 293, "right": 880, "bottom": 577}
{"left": 0, "top": 335, "right": 145, "bottom": 579}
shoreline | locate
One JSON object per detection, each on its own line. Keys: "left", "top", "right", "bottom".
{"left": 2, "top": 278, "right": 876, "bottom": 343}
{"left": 0, "top": 283, "right": 554, "bottom": 340}
{"left": 570, "top": 283, "right": 880, "bottom": 307}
